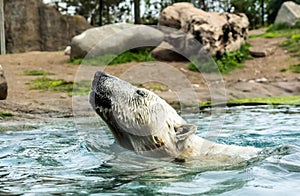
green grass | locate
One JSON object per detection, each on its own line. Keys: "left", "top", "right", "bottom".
{"left": 291, "top": 34, "right": 300, "bottom": 40}
{"left": 69, "top": 58, "right": 83, "bottom": 65}
{"left": 149, "top": 85, "right": 168, "bottom": 91}
{"left": 0, "top": 111, "right": 13, "bottom": 118}
{"left": 28, "top": 77, "right": 91, "bottom": 96}
{"left": 30, "top": 77, "right": 73, "bottom": 92}
{"left": 280, "top": 68, "right": 288, "bottom": 72}
{"left": 249, "top": 23, "right": 300, "bottom": 40}
{"left": 200, "top": 95, "right": 300, "bottom": 109}
{"left": 108, "top": 49, "right": 154, "bottom": 65}
{"left": 281, "top": 37, "right": 300, "bottom": 58}
{"left": 23, "top": 70, "right": 54, "bottom": 76}
{"left": 188, "top": 43, "right": 251, "bottom": 74}
{"left": 69, "top": 49, "right": 155, "bottom": 66}
{"left": 249, "top": 23, "right": 300, "bottom": 59}
{"left": 267, "top": 22, "right": 300, "bottom": 31}
{"left": 289, "top": 63, "right": 300, "bottom": 73}
{"left": 228, "top": 96, "right": 300, "bottom": 105}
{"left": 248, "top": 32, "right": 280, "bottom": 39}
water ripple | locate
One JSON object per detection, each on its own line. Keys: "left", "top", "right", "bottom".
{"left": 0, "top": 106, "right": 299, "bottom": 195}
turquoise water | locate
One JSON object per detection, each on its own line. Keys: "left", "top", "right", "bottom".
{"left": 0, "top": 106, "right": 299, "bottom": 195}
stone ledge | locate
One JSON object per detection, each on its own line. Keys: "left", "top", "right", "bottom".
{"left": 250, "top": 46, "right": 276, "bottom": 57}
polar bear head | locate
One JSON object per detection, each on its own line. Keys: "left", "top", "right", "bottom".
{"left": 89, "top": 71, "right": 196, "bottom": 159}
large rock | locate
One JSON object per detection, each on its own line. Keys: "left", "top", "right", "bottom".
{"left": 70, "top": 23, "right": 164, "bottom": 59}
{"left": 158, "top": 3, "right": 249, "bottom": 57}
{"left": 5, "top": 0, "right": 91, "bottom": 53}
{"left": 275, "top": 1, "right": 300, "bottom": 26}
{"left": 0, "top": 65, "right": 7, "bottom": 100}
{"left": 151, "top": 42, "right": 186, "bottom": 61}
{"left": 250, "top": 46, "right": 275, "bottom": 57}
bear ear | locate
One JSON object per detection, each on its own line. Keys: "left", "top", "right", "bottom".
{"left": 175, "top": 124, "right": 197, "bottom": 141}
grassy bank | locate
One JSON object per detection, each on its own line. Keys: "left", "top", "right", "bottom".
{"left": 200, "top": 95, "right": 300, "bottom": 109}
{"left": 250, "top": 23, "right": 300, "bottom": 68}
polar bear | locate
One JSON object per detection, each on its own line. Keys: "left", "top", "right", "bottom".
{"left": 89, "top": 71, "right": 260, "bottom": 163}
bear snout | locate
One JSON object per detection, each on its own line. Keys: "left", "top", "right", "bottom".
{"left": 92, "top": 71, "right": 110, "bottom": 92}
{"left": 94, "top": 71, "right": 109, "bottom": 79}
{"left": 90, "top": 71, "right": 113, "bottom": 110}
{"left": 89, "top": 89, "right": 112, "bottom": 110}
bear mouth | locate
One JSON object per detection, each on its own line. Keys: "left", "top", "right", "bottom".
{"left": 89, "top": 90, "right": 112, "bottom": 111}
{"left": 90, "top": 71, "right": 113, "bottom": 111}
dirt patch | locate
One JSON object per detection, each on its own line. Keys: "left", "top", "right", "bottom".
{"left": 0, "top": 32, "right": 299, "bottom": 122}
{"left": 0, "top": 52, "right": 77, "bottom": 122}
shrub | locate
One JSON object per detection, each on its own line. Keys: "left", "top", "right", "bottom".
{"left": 188, "top": 43, "right": 250, "bottom": 74}
{"left": 267, "top": 22, "right": 300, "bottom": 32}
{"left": 266, "top": 23, "right": 291, "bottom": 32}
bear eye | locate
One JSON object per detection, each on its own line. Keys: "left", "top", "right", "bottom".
{"left": 136, "top": 89, "right": 146, "bottom": 97}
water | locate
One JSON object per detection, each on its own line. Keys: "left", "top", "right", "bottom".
{"left": 0, "top": 105, "right": 299, "bottom": 195}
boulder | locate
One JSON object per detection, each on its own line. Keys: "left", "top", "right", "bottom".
{"left": 5, "top": 0, "right": 91, "bottom": 53}
{"left": 64, "top": 46, "right": 71, "bottom": 55}
{"left": 0, "top": 65, "right": 7, "bottom": 100}
{"left": 250, "top": 46, "right": 276, "bottom": 57}
{"left": 158, "top": 3, "right": 249, "bottom": 57}
{"left": 70, "top": 23, "right": 164, "bottom": 59}
{"left": 151, "top": 42, "right": 186, "bottom": 61}
{"left": 275, "top": 1, "right": 300, "bottom": 26}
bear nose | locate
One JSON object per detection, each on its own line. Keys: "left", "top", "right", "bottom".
{"left": 94, "top": 71, "right": 109, "bottom": 79}
{"left": 92, "top": 71, "right": 110, "bottom": 91}
{"left": 93, "top": 71, "right": 110, "bottom": 83}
